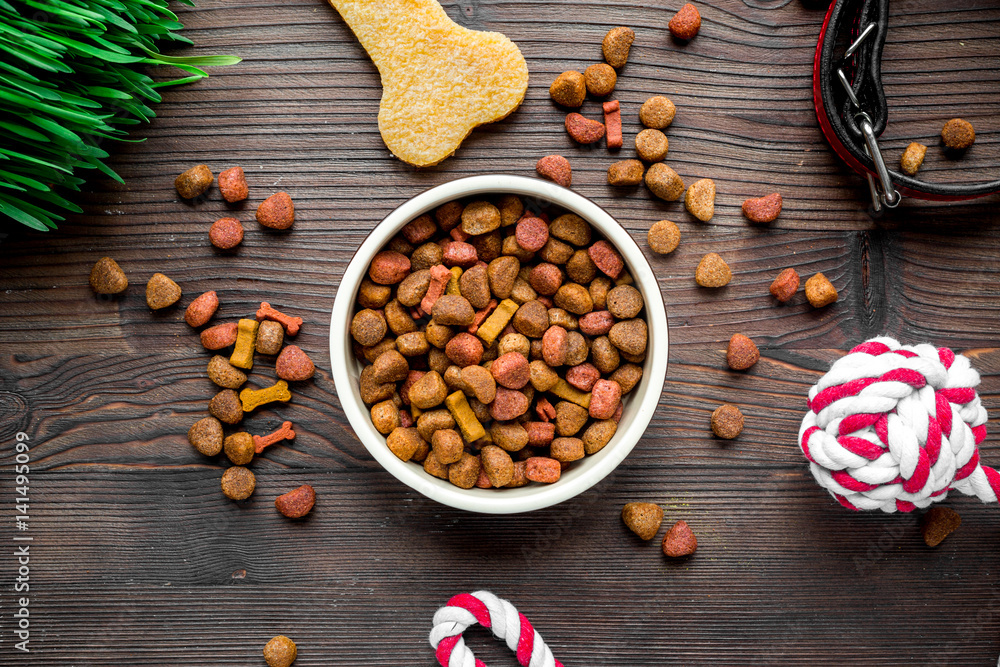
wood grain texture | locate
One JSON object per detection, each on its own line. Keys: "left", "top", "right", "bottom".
{"left": 0, "top": 0, "right": 998, "bottom": 663}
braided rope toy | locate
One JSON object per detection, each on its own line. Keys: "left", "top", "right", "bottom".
{"left": 429, "top": 591, "right": 563, "bottom": 667}
{"left": 799, "top": 336, "right": 995, "bottom": 513}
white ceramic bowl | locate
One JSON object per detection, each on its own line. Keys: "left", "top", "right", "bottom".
{"left": 330, "top": 175, "right": 668, "bottom": 513}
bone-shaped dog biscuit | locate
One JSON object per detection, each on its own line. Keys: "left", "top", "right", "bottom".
{"left": 328, "top": 0, "right": 529, "bottom": 167}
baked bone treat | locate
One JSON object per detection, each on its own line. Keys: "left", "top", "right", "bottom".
{"left": 328, "top": 0, "right": 529, "bottom": 167}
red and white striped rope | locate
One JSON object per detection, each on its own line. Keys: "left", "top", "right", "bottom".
{"left": 798, "top": 336, "right": 995, "bottom": 513}
{"left": 429, "top": 591, "right": 563, "bottom": 667}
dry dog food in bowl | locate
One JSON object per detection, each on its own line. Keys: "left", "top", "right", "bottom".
{"left": 330, "top": 175, "right": 668, "bottom": 513}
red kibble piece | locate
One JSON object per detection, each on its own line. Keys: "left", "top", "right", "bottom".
{"left": 590, "top": 379, "right": 622, "bottom": 420}
{"left": 603, "top": 99, "right": 623, "bottom": 149}
{"left": 420, "top": 264, "right": 452, "bottom": 314}
{"left": 578, "top": 310, "right": 615, "bottom": 336}
{"left": 588, "top": 240, "right": 624, "bottom": 279}
{"left": 491, "top": 387, "right": 530, "bottom": 421}
{"left": 256, "top": 302, "right": 303, "bottom": 336}
{"left": 769, "top": 268, "right": 800, "bottom": 303}
{"left": 526, "top": 457, "right": 561, "bottom": 483}
{"left": 516, "top": 217, "right": 550, "bottom": 252}
{"left": 565, "top": 363, "right": 601, "bottom": 391}
{"left": 475, "top": 467, "right": 493, "bottom": 489}
{"left": 536, "top": 155, "right": 572, "bottom": 187}
{"left": 185, "top": 290, "right": 219, "bottom": 328}
{"left": 402, "top": 215, "right": 437, "bottom": 244}
{"left": 209, "top": 217, "right": 244, "bottom": 250}
{"left": 253, "top": 420, "right": 295, "bottom": 454}
{"left": 201, "top": 322, "right": 238, "bottom": 350}
{"left": 565, "top": 113, "right": 606, "bottom": 144}
{"left": 491, "top": 352, "right": 531, "bottom": 389}
{"left": 467, "top": 298, "right": 498, "bottom": 335}
{"left": 256, "top": 192, "right": 294, "bottom": 229}
{"left": 276, "top": 344, "right": 316, "bottom": 381}
{"left": 445, "top": 332, "right": 484, "bottom": 367}
{"left": 218, "top": 166, "right": 248, "bottom": 203}
{"left": 525, "top": 421, "right": 556, "bottom": 447}
{"left": 400, "top": 370, "right": 425, "bottom": 406}
{"left": 536, "top": 396, "right": 557, "bottom": 422}
{"left": 274, "top": 484, "right": 315, "bottom": 519}
{"left": 742, "top": 193, "right": 783, "bottom": 223}
{"left": 443, "top": 242, "right": 478, "bottom": 268}
{"left": 399, "top": 409, "right": 414, "bottom": 428}
{"left": 369, "top": 250, "right": 411, "bottom": 285}
{"left": 529, "top": 263, "right": 563, "bottom": 295}
{"left": 669, "top": 3, "right": 702, "bottom": 40}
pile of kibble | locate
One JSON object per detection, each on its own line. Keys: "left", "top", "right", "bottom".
{"left": 352, "top": 194, "right": 649, "bottom": 490}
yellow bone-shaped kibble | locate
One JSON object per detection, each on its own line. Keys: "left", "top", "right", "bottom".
{"left": 476, "top": 298, "right": 518, "bottom": 347}
{"left": 444, "top": 390, "right": 485, "bottom": 443}
{"left": 240, "top": 380, "right": 291, "bottom": 412}
{"left": 327, "top": 0, "right": 529, "bottom": 167}
{"left": 230, "top": 318, "right": 259, "bottom": 370}
{"left": 551, "top": 379, "right": 591, "bottom": 409}
{"left": 445, "top": 267, "right": 463, "bottom": 296}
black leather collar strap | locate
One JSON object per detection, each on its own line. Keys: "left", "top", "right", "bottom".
{"left": 814, "top": 0, "right": 1000, "bottom": 202}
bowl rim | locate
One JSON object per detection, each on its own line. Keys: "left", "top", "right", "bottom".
{"left": 330, "top": 174, "right": 668, "bottom": 514}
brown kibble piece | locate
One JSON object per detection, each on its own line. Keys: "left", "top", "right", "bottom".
{"left": 224, "top": 432, "right": 254, "bottom": 465}
{"left": 146, "top": 273, "right": 181, "bottom": 310}
{"left": 549, "top": 71, "right": 586, "bottom": 107}
{"left": 432, "top": 428, "right": 464, "bottom": 464}
{"left": 684, "top": 178, "right": 716, "bottom": 221}
{"left": 608, "top": 319, "right": 647, "bottom": 356}
{"left": 188, "top": 417, "right": 223, "bottom": 456}
{"left": 536, "top": 155, "right": 572, "bottom": 187}
{"left": 726, "top": 334, "right": 759, "bottom": 371}
{"left": 89, "top": 257, "right": 128, "bottom": 295}
{"left": 555, "top": 400, "right": 589, "bottom": 436}
{"left": 402, "top": 214, "right": 437, "bottom": 244}
{"left": 769, "top": 268, "right": 800, "bottom": 302}
{"left": 217, "top": 166, "right": 248, "bottom": 202}
{"left": 602, "top": 26, "right": 635, "bottom": 68}
{"left": 409, "top": 370, "right": 449, "bottom": 409}
{"left": 449, "top": 452, "right": 482, "bottom": 489}
{"left": 647, "top": 220, "right": 680, "bottom": 254}
{"left": 582, "top": 418, "right": 617, "bottom": 454}
{"left": 585, "top": 63, "right": 617, "bottom": 97}
{"left": 461, "top": 200, "right": 502, "bottom": 235}
{"left": 481, "top": 444, "right": 515, "bottom": 487}
{"left": 275, "top": 485, "right": 315, "bottom": 519}
{"left": 549, "top": 214, "right": 591, "bottom": 246}
{"left": 221, "top": 466, "right": 255, "bottom": 500}
{"left": 941, "top": 118, "right": 975, "bottom": 150}
{"left": 256, "top": 320, "right": 285, "bottom": 355}
{"left": 358, "top": 279, "right": 392, "bottom": 309}
{"left": 185, "top": 290, "right": 218, "bottom": 328}
{"left": 263, "top": 635, "right": 297, "bottom": 667}
{"left": 256, "top": 192, "right": 294, "bottom": 230}
{"left": 742, "top": 193, "right": 782, "bottom": 223}
{"left": 606, "top": 285, "right": 643, "bottom": 319}
{"left": 371, "top": 399, "right": 402, "bottom": 434}
{"left": 640, "top": 96, "right": 676, "bottom": 129}
{"left": 202, "top": 322, "right": 238, "bottom": 350}
{"left": 387, "top": 427, "right": 425, "bottom": 462}
{"left": 900, "top": 143, "right": 928, "bottom": 176}
{"left": 554, "top": 283, "right": 593, "bottom": 315}
{"left": 565, "top": 113, "right": 605, "bottom": 144}
{"left": 662, "top": 519, "right": 697, "bottom": 557}
{"left": 805, "top": 272, "right": 838, "bottom": 308}
{"left": 635, "top": 129, "right": 669, "bottom": 162}
{"left": 695, "top": 253, "right": 731, "bottom": 288}
{"left": 921, "top": 506, "right": 962, "bottom": 547}
{"left": 174, "top": 164, "right": 212, "bottom": 199}
{"left": 622, "top": 502, "right": 664, "bottom": 540}
{"left": 209, "top": 389, "right": 243, "bottom": 425}
{"left": 609, "top": 363, "right": 642, "bottom": 394}
{"left": 209, "top": 217, "right": 244, "bottom": 249}
{"left": 607, "top": 160, "right": 644, "bottom": 186}
{"left": 711, "top": 403, "right": 744, "bottom": 439}
{"left": 645, "top": 163, "right": 685, "bottom": 201}
{"left": 433, "top": 295, "right": 476, "bottom": 326}
{"left": 669, "top": 3, "right": 701, "bottom": 40}
{"left": 276, "top": 345, "right": 316, "bottom": 381}
{"left": 351, "top": 309, "right": 387, "bottom": 347}
{"left": 208, "top": 355, "right": 248, "bottom": 389}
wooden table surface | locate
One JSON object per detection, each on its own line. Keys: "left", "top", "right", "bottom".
{"left": 0, "top": 0, "right": 998, "bottom": 664}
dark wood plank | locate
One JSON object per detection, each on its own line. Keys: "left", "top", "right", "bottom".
{"left": 0, "top": 0, "right": 998, "bottom": 663}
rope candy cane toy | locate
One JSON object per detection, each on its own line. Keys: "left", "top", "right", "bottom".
{"left": 798, "top": 336, "right": 996, "bottom": 513}
{"left": 429, "top": 591, "right": 563, "bottom": 667}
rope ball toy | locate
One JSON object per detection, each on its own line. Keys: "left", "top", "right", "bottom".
{"left": 429, "top": 591, "right": 563, "bottom": 667}
{"left": 799, "top": 336, "right": 995, "bottom": 513}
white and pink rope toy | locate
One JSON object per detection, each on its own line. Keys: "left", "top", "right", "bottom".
{"left": 429, "top": 591, "right": 563, "bottom": 667}
{"left": 798, "top": 336, "right": 995, "bottom": 513}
